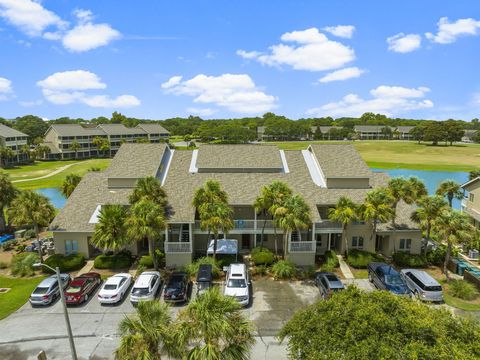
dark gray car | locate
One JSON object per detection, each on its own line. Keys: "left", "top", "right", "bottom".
{"left": 315, "top": 272, "right": 345, "bottom": 299}
{"left": 29, "top": 274, "right": 71, "bottom": 306}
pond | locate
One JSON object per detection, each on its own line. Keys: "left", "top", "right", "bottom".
{"left": 372, "top": 168, "right": 469, "bottom": 209}
{"left": 36, "top": 188, "right": 67, "bottom": 209}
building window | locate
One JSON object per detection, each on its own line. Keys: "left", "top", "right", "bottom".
{"left": 469, "top": 193, "right": 475, "bottom": 202}
{"left": 65, "top": 240, "right": 78, "bottom": 255}
{"left": 399, "top": 238, "right": 411, "bottom": 251}
{"left": 316, "top": 234, "right": 322, "bottom": 247}
{"left": 352, "top": 236, "right": 364, "bottom": 249}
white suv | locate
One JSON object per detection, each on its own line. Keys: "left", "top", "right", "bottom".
{"left": 130, "top": 271, "right": 161, "bottom": 304}
{"left": 224, "top": 263, "right": 250, "bottom": 307}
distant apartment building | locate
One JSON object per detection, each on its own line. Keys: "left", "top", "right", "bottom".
{"left": 461, "top": 177, "right": 480, "bottom": 229}
{"left": 462, "top": 129, "right": 478, "bottom": 143}
{"left": 395, "top": 126, "right": 415, "bottom": 140}
{"left": 43, "top": 123, "right": 170, "bottom": 159}
{"left": 0, "top": 123, "right": 29, "bottom": 165}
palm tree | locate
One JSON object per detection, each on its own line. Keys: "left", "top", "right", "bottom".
{"left": 20, "top": 144, "right": 30, "bottom": 162}
{"left": 360, "top": 188, "right": 394, "bottom": 245}
{"left": 433, "top": 209, "right": 474, "bottom": 280}
{"left": 0, "top": 147, "right": 14, "bottom": 167}
{"left": 198, "top": 202, "right": 234, "bottom": 258}
{"left": 61, "top": 174, "right": 82, "bottom": 198}
{"left": 91, "top": 205, "right": 129, "bottom": 253}
{"left": 408, "top": 177, "right": 428, "bottom": 203}
{"left": 328, "top": 196, "right": 358, "bottom": 257}
{"left": 175, "top": 287, "right": 255, "bottom": 359}
{"left": 116, "top": 300, "right": 177, "bottom": 360}
{"left": 8, "top": 190, "right": 55, "bottom": 262}
{"left": 93, "top": 136, "right": 110, "bottom": 157}
{"left": 69, "top": 140, "right": 81, "bottom": 159}
{"left": 469, "top": 170, "right": 480, "bottom": 181}
{"left": 436, "top": 180, "right": 463, "bottom": 207}
{"left": 274, "top": 194, "right": 311, "bottom": 258}
{"left": 0, "top": 172, "right": 17, "bottom": 232}
{"left": 129, "top": 176, "right": 168, "bottom": 211}
{"left": 410, "top": 195, "right": 447, "bottom": 246}
{"left": 126, "top": 199, "right": 165, "bottom": 270}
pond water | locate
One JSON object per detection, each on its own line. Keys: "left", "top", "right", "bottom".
{"left": 36, "top": 188, "right": 67, "bottom": 209}
{"left": 372, "top": 168, "right": 469, "bottom": 209}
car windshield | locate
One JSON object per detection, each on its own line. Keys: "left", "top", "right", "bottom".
{"left": 166, "top": 282, "right": 182, "bottom": 290}
{"left": 227, "top": 279, "right": 246, "bottom": 288}
{"left": 103, "top": 284, "right": 117, "bottom": 290}
{"left": 33, "top": 287, "right": 49, "bottom": 295}
{"left": 66, "top": 286, "right": 82, "bottom": 294}
{"left": 425, "top": 285, "right": 442, "bottom": 292}
{"left": 132, "top": 287, "right": 150, "bottom": 296}
{"left": 385, "top": 275, "right": 404, "bottom": 286}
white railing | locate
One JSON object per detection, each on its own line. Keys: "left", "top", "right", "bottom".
{"left": 316, "top": 221, "right": 342, "bottom": 229}
{"left": 194, "top": 220, "right": 259, "bottom": 231}
{"left": 165, "top": 242, "right": 192, "bottom": 253}
{"left": 288, "top": 241, "right": 315, "bottom": 253}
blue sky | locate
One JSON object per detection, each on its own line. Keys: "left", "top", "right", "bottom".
{"left": 0, "top": 0, "right": 479, "bottom": 120}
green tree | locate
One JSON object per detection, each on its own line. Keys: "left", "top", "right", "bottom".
{"left": 13, "top": 115, "right": 49, "bottom": 143}
{"left": 0, "top": 172, "right": 17, "bottom": 232}
{"left": 69, "top": 140, "right": 81, "bottom": 159}
{"left": 436, "top": 180, "right": 463, "bottom": 207}
{"left": 129, "top": 176, "right": 168, "bottom": 211}
{"left": 8, "top": 191, "right": 55, "bottom": 262}
{"left": 199, "top": 202, "right": 234, "bottom": 259}
{"left": 410, "top": 195, "right": 448, "bottom": 246}
{"left": 433, "top": 209, "right": 474, "bottom": 280}
{"left": 61, "top": 174, "right": 82, "bottom": 198}
{"left": 175, "top": 287, "right": 255, "bottom": 359}
{"left": 423, "top": 122, "right": 447, "bottom": 146}
{"left": 407, "top": 176, "right": 428, "bottom": 202}
{"left": 92, "top": 136, "right": 110, "bottom": 157}
{"left": 409, "top": 125, "right": 425, "bottom": 143}
{"left": 20, "top": 144, "right": 30, "bottom": 161}
{"left": 34, "top": 144, "right": 51, "bottom": 160}
{"left": 469, "top": 169, "right": 480, "bottom": 181}
{"left": 0, "top": 146, "right": 15, "bottom": 167}
{"left": 328, "top": 196, "right": 358, "bottom": 257}
{"left": 116, "top": 301, "right": 176, "bottom": 360}
{"left": 275, "top": 194, "right": 311, "bottom": 258}
{"left": 127, "top": 199, "right": 165, "bottom": 270}
{"left": 444, "top": 120, "right": 465, "bottom": 145}
{"left": 279, "top": 286, "right": 480, "bottom": 359}
{"left": 360, "top": 188, "right": 394, "bottom": 245}
{"left": 91, "top": 205, "right": 128, "bottom": 253}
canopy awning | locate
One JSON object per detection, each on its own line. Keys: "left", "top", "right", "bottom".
{"left": 207, "top": 239, "right": 238, "bottom": 255}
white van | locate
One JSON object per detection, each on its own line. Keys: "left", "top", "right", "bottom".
{"left": 224, "top": 263, "right": 250, "bottom": 307}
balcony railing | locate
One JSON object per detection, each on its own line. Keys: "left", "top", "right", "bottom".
{"left": 165, "top": 242, "right": 192, "bottom": 253}
{"left": 288, "top": 241, "right": 315, "bottom": 253}
{"left": 315, "top": 220, "right": 342, "bottom": 229}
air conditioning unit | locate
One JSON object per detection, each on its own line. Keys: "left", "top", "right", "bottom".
{"left": 468, "top": 249, "right": 479, "bottom": 259}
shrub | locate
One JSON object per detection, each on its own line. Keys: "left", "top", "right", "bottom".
{"left": 139, "top": 255, "right": 154, "bottom": 268}
{"left": 427, "top": 245, "right": 459, "bottom": 266}
{"left": 324, "top": 250, "right": 339, "bottom": 267}
{"left": 11, "top": 252, "right": 39, "bottom": 276}
{"left": 43, "top": 254, "right": 86, "bottom": 273}
{"left": 184, "top": 257, "right": 221, "bottom": 278}
{"left": 272, "top": 260, "right": 297, "bottom": 279}
{"left": 24, "top": 229, "right": 36, "bottom": 239}
{"left": 253, "top": 265, "right": 269, "bottom": 276}
{"left": 448, "top": 280, "right": 479, "bottom": 301}
{"left": 135, "top": 264, "right": 146, "bottom": 278}
{"left": 1, "top": 239, "right": 18, "bottom": 251}
{"left": 94, "top": 253, "right": 132, "bottom": 269}
{"left": 15, "top": 245, "right": 26, "bottom": 253}
{"left": 393, "top": 252, "right": 428, "bottom": 267}
{"left": 299, "top": 266, "right": 315, "bottom": 280}
{"left": 347, "top": 249, "right": 382, "bottom": 269}
{"left": 217, "top": 254, "right": 239, "bottom": 268}
{"left": 251, "top": 247, "right": 276, "bottom": 266}
{"left": 0, "top": 261, "right": 8, "bottom": 269}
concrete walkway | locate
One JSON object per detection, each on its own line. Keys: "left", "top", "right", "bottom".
{"left": 76, "top": 260, "right": 94, "bottom": 276}
{"left": 337, "top": 255, "right": 354, "bottom": 279}
{"left": 12, "top": 163, "right": 76, "bottom": 183}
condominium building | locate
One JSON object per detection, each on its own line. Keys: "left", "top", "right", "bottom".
{"left": 0, "top": 123, "right": 29, "bottom": 165}
{"left": 50, "top": 143, "right": 422, "bottom": 267}
{"left": 461, "top": 177, "right": 480, "bottom": 229}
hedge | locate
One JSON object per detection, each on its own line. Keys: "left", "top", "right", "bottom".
{"left": 347, "top": 249, "right": 383, "bottom": 268}
{"left": 272, "top": 260, "right": 297, "bottom": 279}
{"left": 94, "top": 253, "right": 132, "bottom": 269}
{"left": 139, "top": 255, "right": 154, "bottom": 268}
{"left": 43, "top": 254, "right": 86, "bottom": 273}
{"left": 324, "top": 250, "right": 339, "bottom": 267}
{"left": 11, "top": 252, "right": 39, "bottom": 277}
{"left": 251, "top": 247, "right": 276, "bottom": 266}
{"left": 393, "top": 252, "right": 427, "bottom": 268}
{"left": 427, "top": 245, "right": 459, "bottom": 266}
{"left": 184, "top": 257, "right": 221, "bottom": 278}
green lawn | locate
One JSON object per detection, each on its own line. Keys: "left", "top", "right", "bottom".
{"left": 269, "top": 140, "right": 480, "bottom": 172}
{"left": 4, "top": 159, "right": 111, "bottom": 190}
{"left": 0, "top": 276, "right": 46, "bottom": 319}
{"left": 443, "top": 291, "right": 480, "bottom": 311}
{"left": 351, "top": 268, "right": 369, "bottom": 279}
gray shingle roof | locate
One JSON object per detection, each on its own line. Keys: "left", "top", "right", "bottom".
{"left": 97, "top": 124, "right": 147, "bottom": 135}
{"left": 196, "top": 144, "right": 283, "bottom": 171}
{"left": 308, "top": 144, "right": 372, "bottom": 178}
{"left": 105, "top": 143, "right": 167, "bottom": 178}
{"left": 47, "top": 124, "right": 106, "bottom": 137}
{"left": 354, "top": 125, "right": 386, "bottom": 132}
{"left": 0, "top": 123, "right": 28, "bottom": 138}
{"left": 396, "top": 126, "right": 415, "bottom": 133}
{"left": 136, "top": 123, "right": 170, "bottom": 134}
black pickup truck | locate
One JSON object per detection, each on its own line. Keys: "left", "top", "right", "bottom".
{"left": 367, "top": 262, "right": 410, "bottom": 296}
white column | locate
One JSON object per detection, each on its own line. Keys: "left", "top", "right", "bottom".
{"left": 189, "top": 223, "right": 193, "bottom": 252}
{"left": 165, "top": 225, "right": 169, "bottom": 243}
{"left": 311, "top": 223, "right": 315, "bottom": 241}
{"left": 328, "top": 233, "right": 331, "bottom": 251}
{"left": 254, "top": 211, "right": 257, "bottom": 248}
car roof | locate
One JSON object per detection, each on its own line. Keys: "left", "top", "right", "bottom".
{"left": 70, "top": 278, "right": 87, "bottom": 286}
{"left": 106, "top": 274, "right": 129, "bottom": 285}
{"left": 38, "top": 276, "right": 57, "bottom": 287}
{"left": 401, "top": 269, "right": 440, "bottom": 286}
{"left": 317, "top": 272, "right": 343, "bottom": 287}
{"left": 135, "top": 272, "right": 160, "bottom": 287}
{"left": 229, "top": 263, "right": 246, "bottom": 276}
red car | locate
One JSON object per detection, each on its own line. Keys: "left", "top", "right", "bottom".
{"left": 64, "top": 272, "right": 102, "bottom": 305}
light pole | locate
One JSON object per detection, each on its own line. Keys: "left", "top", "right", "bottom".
{"left": 33, "top": 263, "right": 78, "bottom": 360}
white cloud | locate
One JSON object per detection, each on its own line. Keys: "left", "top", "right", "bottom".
{"left": 19, "top": 99, "right": 42, "bottom": 107}
{"left": 236, "top": 27, "right": 355, "bottom": 71}
{"left": 62, "top": 22, "right": 120, "bottom": 52}
{"left": 387, "top": 33, "right": 421, "bottom": 53}
{"left": 318, "top": 67, "right": 365, "bottom": 83}
{"left": 186, "top": 107, "right": 217, "bottom": 117}
{"left": 323, "top": 25, "right": 355, "bottom": 39}
{"left": 0, "top": 76, "right": 12, "bottom": 101}
{"left": 0, "top": 0, "right": 67, "bottom": 37}
{"left": 307, "top": 85, "right": 433, "bottom": 117}
{"left": 37, "top": 70, "right": 140, "bottom": 108}
{"left": 162, "top": 73, "right": 277, "bottom": 114}
{"left": 426, "top": 17, "right": 480, "bottom": 44}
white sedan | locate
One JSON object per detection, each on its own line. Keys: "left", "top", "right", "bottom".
{"left": 97, "top": 273, "right": 132, "bottom": 304}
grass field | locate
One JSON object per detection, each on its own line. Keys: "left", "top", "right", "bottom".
{"left": 0, "top": 276, "right": 46, "bottom": 319}
{"left": 270, "top": 140, "right": 480, "bottom": 172}
{"left": 3, "top": 159, "right": 111, "bottom": 190}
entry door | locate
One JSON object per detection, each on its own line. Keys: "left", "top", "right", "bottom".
{"left": 241, "top": 234, "right": 250, "bottom": 249}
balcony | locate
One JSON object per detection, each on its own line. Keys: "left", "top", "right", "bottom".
{"left": 315, "top": 220, "right": 342, "bottom": 230}
{"left": 288, "top": 241, "right": 315, "bottom": 253}
{"left": 165, "top": 242, "right": 192, "bottom": 253}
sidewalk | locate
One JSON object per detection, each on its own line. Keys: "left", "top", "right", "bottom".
{"left": 337, "top": 255, "right": 354, "bottom": 280}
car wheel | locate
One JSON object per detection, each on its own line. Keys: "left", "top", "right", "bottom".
{"left": 368, "top": 273, "right": 373, "bottom": 282}
{"left": 414, "top": 291, "right": 420, "bottom": 300}
{"left": 84, "top": 294, "right": 89, "bottom": 302}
